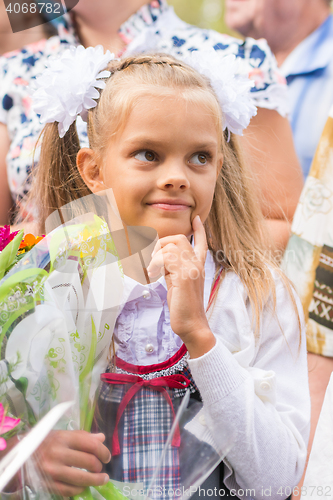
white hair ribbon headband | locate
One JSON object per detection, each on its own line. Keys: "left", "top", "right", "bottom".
{"left": 32, "top": 45, "right": 257, "bottom": 139}
{"left": 181, "top": 49, "right": 257, "bottom": 137}
{"left": 32, "top": 45, "right": 115, "bottom": 138}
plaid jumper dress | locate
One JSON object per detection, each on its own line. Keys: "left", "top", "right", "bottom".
{"left": 95, "top": 269, "right": 230, "bottom": 499}
{"left": 97, "top": 344, "right": 204, "bottom": 497}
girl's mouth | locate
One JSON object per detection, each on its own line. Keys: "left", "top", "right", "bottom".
{"left": 148, "top": 203, "right": 190, "bottom": 211}
{"left": 147, "top": 199, "right": 192, "bottom": 212}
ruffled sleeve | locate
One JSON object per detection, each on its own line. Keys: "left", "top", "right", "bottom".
{"left": 188, "top": 270, "right": 310, "bottom": 498}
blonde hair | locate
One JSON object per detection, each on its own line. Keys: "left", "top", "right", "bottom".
{"left": 28, "top": 53, "right": 298, "bottom": 335}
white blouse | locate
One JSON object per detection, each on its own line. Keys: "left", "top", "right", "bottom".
{"left": 112, "top": 250, "right": 310, "bottom": 498}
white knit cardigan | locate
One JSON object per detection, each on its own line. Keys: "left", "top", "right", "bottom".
{"left": 188, "top": 269, "right": 310, "bottom": 499}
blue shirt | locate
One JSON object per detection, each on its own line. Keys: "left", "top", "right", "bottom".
{"left": 114, "top": 250, "right": 216, "bottom": 366}
{"left": 280, "top": 14, "right": 333, "bottom": 178}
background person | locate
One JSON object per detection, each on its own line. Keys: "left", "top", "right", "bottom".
{"left": 0, "top": 0, "right": 54, "bottom": 55}
{"left": 225, "top": 0, "right": 333, "bottom": 178}
{"left": 0, "top": 0, "right": 303, "bottom": 250}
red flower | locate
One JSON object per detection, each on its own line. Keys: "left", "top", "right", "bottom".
{"left": 0, "top": 226, "right": 19, "bottom": 252}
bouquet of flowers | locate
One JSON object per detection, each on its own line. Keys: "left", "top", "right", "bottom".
{"left": 0, "top": 192, "right": 233, "bottom": 500}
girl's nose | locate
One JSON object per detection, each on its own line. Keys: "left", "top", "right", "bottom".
{"left": 157, "top": 162, "right": 190, "bottom": 190}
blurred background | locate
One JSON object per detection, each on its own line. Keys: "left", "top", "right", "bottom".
{"left": 168, "top": 0, "right": 238, "bottom": 36}
{"left": 0, "top": 0, "right": 238, "bottom": 55}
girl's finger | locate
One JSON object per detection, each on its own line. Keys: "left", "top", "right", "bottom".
{"left": 65, "top": 431, "right": 111, "bottom": 464}
{"left": 151, "top": 239, "right": 161, "bottom": 257}
{"left": 62, "top": 449, "right": 103, "bottom": 473}
{"left": 147, "top": 245, "right": 178, "bottom": 277}
{"left": 151, "top": 234, "right": 192, "bottom": 254}
{"left": 192, "top": 215, "right": 208, "bottom": 264}
{"left": 55, "top": 466, "right": 109, "bottom": 488}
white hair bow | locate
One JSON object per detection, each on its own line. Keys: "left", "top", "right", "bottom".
{"left": 32, "top": 45, "right": 115, "bottom": 138}
{"left": 32, "top": 44, "right": 257, "bottom": 139}
{"left": 181, "top": 49, "right": 257, "bottom": 138}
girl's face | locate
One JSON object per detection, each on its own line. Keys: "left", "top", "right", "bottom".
{"left": 80, "top": 94, "right": 222, "bottom": 239}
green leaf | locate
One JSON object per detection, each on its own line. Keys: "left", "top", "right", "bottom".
{"left": 74, "top": 483, "right": 128, "bottom": 500}
{"left": 5, "top": 251, "right": 26, "bottom": 274}
{"left": 10, "top": 375, "right": 36, "bottom": 426}
{"left": 95, "top": 482, "right": 129, "bottom": 500}
{"left": 74, "top": 488, "right": 95, "bottom": 500}
{"left": 0, "top": 230, "right": 24, "bottom": 281}
{"left": 80, "top": 316, "right": 98, "bottom": 431}
{"left": 14, "top": 376, "right": 28, "bottom": 396}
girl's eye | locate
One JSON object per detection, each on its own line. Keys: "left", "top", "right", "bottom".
{"left": 135, "top": 151, "right": 156, "bottom": 162}
{"left": 191, "top": 153, "right": 208, "bottom": 165}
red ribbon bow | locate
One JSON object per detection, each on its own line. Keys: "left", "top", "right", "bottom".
{"left": 100, "top": 373, "right": 190, "bottom": 456}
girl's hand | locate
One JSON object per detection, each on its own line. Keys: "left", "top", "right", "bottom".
{"left": 147, "top": 216, "right": 216, "bottom": 358}
{"left": 34, "top": 430, "right": 110, "bottom": 497}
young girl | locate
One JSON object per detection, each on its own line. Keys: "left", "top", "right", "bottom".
{"left": 25, "top": 48, "right": 310, "bottom": 499}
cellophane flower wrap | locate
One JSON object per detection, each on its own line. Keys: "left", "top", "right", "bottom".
{"left": 0, "top": 193, "right": 233, "bottom": 499}
{"left": 0, "top": 193, "right": 125, "bottom": 498}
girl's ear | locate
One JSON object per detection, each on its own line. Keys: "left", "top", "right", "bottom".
{"left": 77, "top": 148, "right": 104, "bottom": 193}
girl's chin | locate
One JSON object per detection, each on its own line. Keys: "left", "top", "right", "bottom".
{"left": 120, "top": 218, "right": 193, "bottom": 240}
{"left": 151, "top": 218, "right": 194, "bottom": 240}
{"left": 156, "top": 227, "right": 192, "bottom": 240}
